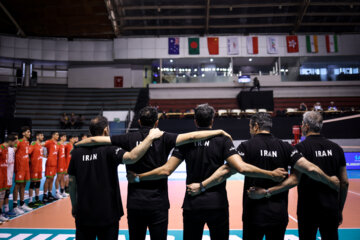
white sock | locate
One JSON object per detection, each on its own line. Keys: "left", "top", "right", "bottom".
{"left": 4, "top": 204, "right": 9, "bottom": 212}
{"left": 29, "top": 197, "right": 33, "bottom": 203}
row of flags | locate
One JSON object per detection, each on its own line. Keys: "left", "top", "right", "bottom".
{"left": 168, "top": 35, "right": 338, "bottom": 55}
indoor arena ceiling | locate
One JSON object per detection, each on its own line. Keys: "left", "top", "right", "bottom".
{"left": 0, "top": 0, "right": 359, "bottom": 39}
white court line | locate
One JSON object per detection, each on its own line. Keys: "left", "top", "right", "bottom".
{"left": 288, "top": 214, "right": 298, "bottom": 223}
{"left": 349, "top": 190, "right": 360, "bottom": 197}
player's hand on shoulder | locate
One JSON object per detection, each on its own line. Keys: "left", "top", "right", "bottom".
{"left": 247, "top": 187, "right": 266, "bottom": 200}
{"left": 221, "top": 130, "right": 233, "bottom": 141}
{"left": 127, "top": 171, "right": 137, "bottom": 183}
{"left": 186, "top": 183, "right": 201, "bottom": 196}
{"left": 272, "top": 168, "right": 288, "bottom": 182}
{"left": 149, "top": 128, "right": 164, "bottom": 140}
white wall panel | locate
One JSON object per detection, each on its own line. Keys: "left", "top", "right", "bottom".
{"left": 0, "top": 34, "right": 359, "bottom": 62}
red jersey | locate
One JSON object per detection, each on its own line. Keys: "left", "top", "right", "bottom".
{"left": 45, "top": 140, "right": 58, "bottom": 167}
{"left": 0, "top": 144, "right": 8, "bottom": 190}
{"left": 15, "top": 138, "right": 30, "bottom": 171}
{"left": 64, "top": 142, "right": 73, "bottom": 169}
{"left": 29, "top": 142, "right": 43, "bottom": 172}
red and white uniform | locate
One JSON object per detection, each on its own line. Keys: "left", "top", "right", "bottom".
{"left": 15, "top": 139, "right": 30, "bottom": 182}
{"left": 57, "top": 143, "right": 66, "bottom": 174}
{"left": 7, "top": 146, "right": 15, "bottom": 188}
{"left": 45, "top": 140, "right": 58, "bottom": 178}
{"left": 0, "top": 144, "right": 8, "bottom": 191}
{"left": 29, "top": 142, "right": 43, "bottom": 181}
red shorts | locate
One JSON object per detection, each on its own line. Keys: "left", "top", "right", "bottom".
{"left": 30, "top": 171, "right": 42, "bottom": 181}
{"left": 57, "top": 159, "right": 67, "bottom": 174}
{"left": 0, "top": 167, "right": 7, "bottom": 190}
{"left": 15, "top": 170, "right": 30, "bottom": 183}
{"left": 45, "top": 166, "right": 57, "bottom": 178}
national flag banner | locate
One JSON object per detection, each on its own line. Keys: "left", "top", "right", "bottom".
{"left": 207, "top": 37, "right": 219, "bottom": 55}
{"left": 246, "top": 36, "right": 258, "bottom": 54}
{"left": 306, "top": 35, "right": 318, "bottom": 53}
{"left": 188, "top": 37, "right": 199, "bottom": 55}
{"left": 267, "top": 36, "right": 278, "bottom": 54}
{"left": 286, "top": 35, "right": 299, "bottom": 53}
{"left": 326, "top": 35, "right": 338, "bottom": 53}
{"left": 227, "top": 37, "right": 239, "bottom": 55}
{"left": 168, "top": 37, "right": 179, "bottom": 55}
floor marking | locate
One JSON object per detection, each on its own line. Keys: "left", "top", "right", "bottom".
{"left": 349, "top": 190, "right": 360, "bottom": 197}
{"left": 288, "top": 214, "right": 298, "bottom": 223}
{"left": 8, "top": 198, "right": 67, "bottom": 221}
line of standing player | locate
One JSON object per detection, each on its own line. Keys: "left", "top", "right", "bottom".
{"left": 0, "top": 128, "right": 79, "bottom": 223}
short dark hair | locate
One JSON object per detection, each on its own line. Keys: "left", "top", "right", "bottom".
{"left": 59, "top": 132, "right": 67, "bottom": 138}
{"left": 69, "top": 135, "right": 77, "bottom": 139}
{"left": 89, "top": 116, "right": 109, "bottom": 136}
{"left": 139, "top": 106, "right": 158, "bottom": 127}
{"left": 5, "top": 134, "right": 17, "bottom": 142}
{"left": 21, "top": 126, "right": 30, "bottom": 134}
{"left": 35, "top": 132, "right": 43, "bottom": 137}
{"left": 250, "top": 113, "right": 273, "bottom": 131}
{"left": 195, "top": 104, "right": 215, "bottom": 127}
{"left": 51, "top": 131, "right": 59, "bottom": 137}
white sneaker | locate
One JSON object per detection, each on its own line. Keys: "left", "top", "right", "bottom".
{"left": 0, "top": 220, "right": 3, "bottom": 225}
{"left": 13, "top": 207, "right": 25, "bottom": 215}
{"left": 61, "top": 192, "right": 69, "bottom": 198}
{"left": 20, "top": 204, "right": 33, "bottom": 212}
{"left": 0, "top": 214, "right": 9, "bottom": 222}
{"left": 55, "top": 192, "right": 63, "bottom": 199}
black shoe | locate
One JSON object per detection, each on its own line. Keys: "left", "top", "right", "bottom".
{"left": 34, "top": 200, "right": 45, "bottom": 207}
{"left": 28, "top": 202, "right": 37, "bottom": 209}
{"left": 48, "top": 195, "right": 56, "bottom": 202}
{"left": 42, "top": 197, "right": 49, "bottom": 204}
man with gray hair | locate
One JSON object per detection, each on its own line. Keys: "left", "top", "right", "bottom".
{"left": 190, "top": 112, "right": 340, "bottom": 240}
{"left": 295, "top": 111, "right": 348, "bottom": 240}
{"left": 246, "top": 111, "right": 348, "bottom": 240}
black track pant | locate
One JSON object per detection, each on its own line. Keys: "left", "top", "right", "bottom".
{"left": 243, "top": 222, "right": 287, "bottom": 240}
{"left": 75, "top": 221, "right": 119, "bottom": 240}
{"left": 298, "top": 215, "right": 339, "bottom": 240}
{"left": 183, "top": 208, "right": 229, "bottom": 240}
{"left": 127, "top": 209, "right": 168, "bottom": 240}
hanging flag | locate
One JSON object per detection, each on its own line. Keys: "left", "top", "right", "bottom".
{"left": 207, "top": 37, "right": 219, "bottom": 55}
{"left": 286, "top": 35, "right": 299, "bottom": 53}
{"left": 188, "top": 37, "right": 199, "bottom": 55}
{"left": 227, "top": 37, "right": 239, "bottom": 55}
{"left": 306, "top": 35, "right": 318, "bottom": 53}
{"left": 168, "top": 37, "right": 179, "bottom": 55}
{"left": 267, "top": 37, "right": 278, "bottom": 54}
{"left": 326, "top": 35, "right": 338, "bottom": 53}
{"left": 247, "top": 36, "right": 258, "bottom": 54}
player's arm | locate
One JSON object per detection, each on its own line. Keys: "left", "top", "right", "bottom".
{"left": 127, "top": 156, "right": 182, "bottom": 182}
{"left": 68, "top": 175, "right": 77, "bottom": 218}
{"left": 122, "top": 129, "right": 164, "bottom": 164}
{"left": 294, "top": 157, "right": 340, "bottom": 192}
{"left": 226, "top": 154, "right": 288, "bottom": 181}
{"left": 75, "top": 136, "right": 111, "bottom": 146}
{"left": 247, "top": 170, "right": 301, "bottom": 199}
{"left": 186, "top": 154, "right": 288, "bottom": 196}
{"left": 186, "top": 164, "right": 235, "bottom": 196}
{"left": 175, "top": 130, "right": 232, "bottom": 146}
{"left": 339, "top": 166, "right": 349, "bottom": 225}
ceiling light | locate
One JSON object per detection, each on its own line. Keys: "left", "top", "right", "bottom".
{"left": 169, "top": 59, "right": 173, "bottom": 63}
{"left": 210, "top": 58, "right": 214, "bottom": 62}
{"left": 249, "top": 58, "right": 253, "bottom": 62}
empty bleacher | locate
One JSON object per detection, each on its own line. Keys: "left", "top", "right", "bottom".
{"left": 14, "top": 85, "right": 140, "bottom": 129}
